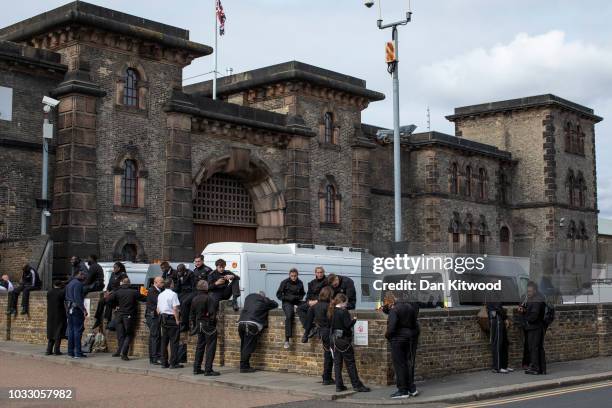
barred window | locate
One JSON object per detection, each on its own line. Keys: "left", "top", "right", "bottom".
{"left": 124, "top": 68, "right": 139, "bottom": 107}
{"left": 324, "top": 112, "right": 334, "bottom": 144}
{"left": 325, "top": 184, "right": 336, "bottom": 223}
{"left": 193, "top": 173, "right": 255, "bottom": 226}
{"left": 121, "top": 160, "right": 138, "bottom": 207}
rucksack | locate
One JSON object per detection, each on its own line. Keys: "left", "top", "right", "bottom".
{"left": 543, "top": 301, "right": 555, "bottom": 328}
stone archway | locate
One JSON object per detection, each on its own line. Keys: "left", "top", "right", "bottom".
{"left": 112, "top": 231, "right": 147, "bottom": 262}
{"left": 193, "top": 151, "right": 286, "bottom": 249}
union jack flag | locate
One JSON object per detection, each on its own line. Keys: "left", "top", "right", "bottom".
{"left": 216, "top": 0, "right": 227, "bottom": 36}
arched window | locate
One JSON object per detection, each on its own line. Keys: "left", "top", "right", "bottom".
{"left": 577, "top": 125, "right": 585, "bottom": 155}
{"left": 325, "top": 184, "right": 336, "bottom": 223}
{"left": 567, "top": 171, "right": 575, "bottom": 207}
{"left": 121, "top": 159, "right": 138, "bottom": 207}
{"left": 121, "top": 244, "right": 137, "bottom": 262}
{"left": 449, "top": 213, "right": 461, "bottom": 253}
{"left": 466, "top": 222, "right": 474, "bottom": 253}
{"left": 565, "top": 122, "right": 572, "bottom": 153}
{"left": 478, "top": 168, "right": 487, "bottom": 200}
{"left": 500, "top": 173, "right": 509, "bottom": 205}
{"left": 124, "top": 68, "right": 139, "bottom": 107}
{"left": 567, "top": 220, "right": 577, "bottom": 251}
{"left": 324, "top": 112, "right": 334, "bottom": 144}
{"left": 450, "top": 163, "right": 458, "bottom": 194}
{"left": 465, "top": 166, "right": 472, "bottom": 197}
{"left": 500, "top": 226, "right": 510, "bottom": 256}
{"left": 576, "top": 173, "right": 586, "bottom": 208}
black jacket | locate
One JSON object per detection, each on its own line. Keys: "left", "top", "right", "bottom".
{"left": 107, "top": 286, "right": 144, "bottom": 316}
{"left": 47, "top": 287, "right": 66, "bottom": 340}
{"left": 238, "top": 293, "right": 278, "bottom": 328}
{"left": 21, "top": 267, "right": 42, "bottom": 289}
{"left": 306, "top": 277, "right": 328, "bottom": 301}
{"left": 176, "top": 270, "right": 195, "bottom": 294}
{"left": 486, "top": 302, "right": 507, "bottom": 321}
{"left": 523, "top": 293, "right": 546, "bottom": 330}
{"left": 146, "top": 286, "right": 163, "bottom": 316}
{"left": 311, "top": 301, "right": 331, "bottom": 328}
{"left": 208, "top": 270, "right": 238, "bottom": 292}
{"left": 385, "top": 300, "right": 419, "bottom": 340}
{"left": 331, "top": 276, "right": 357, "bottom": 310}
{"left": 193, "top": 265, "right": 212, "bottom": 286}
{"left": 84, "top": 262, "right": 104, "bottom": 287}
{"left": 331, "top": 307, "right": 356, "bottom": 340}
{"left": 106, "top": 271, "right": 128, "bottom": 292}
{"left": 190, "top": 291, "right": 217, "bottom": 326}
{"left": 276, "top": 278, "right": 305, "bottom": 305}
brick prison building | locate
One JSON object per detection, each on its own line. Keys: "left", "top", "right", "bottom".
{"left": 0, "top": 1, "right": 603, "bottom": 280}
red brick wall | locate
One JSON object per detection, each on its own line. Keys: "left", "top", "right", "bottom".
{"left": 2, "top": 291, "right": 611, "bottom": 385}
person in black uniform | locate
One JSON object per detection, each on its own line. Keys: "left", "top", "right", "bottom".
{"left": 298, "top": 266, "right": 328, "bottom": 342}
{"left": 175, "top": 263, "right": 195, "bottom": 333}
{"left": 146, "top": 276, "right": 164, "bottom": 365}
{"left": 309, "top": 286, "right": 334, "bottom": 385}
{"left": 208, "top": 259, "right": 241, "bottom": 311}
{"left": 487, "top": 302, "right": 513, "bottom": 374}
{"left": 386, "top": 295, "right": 420, "bottom": 399}
{"left": 276, "top": 268, "right": 305, "bottom": 349}
{"left": 190, "top": 280, "right": 219, "bottom": 376}
{"left": 106, "top": 277, "right": 145, "bottom": 360}
{"left": 237, "top": 291, "right": 278, "bottom": 372}
{"left": 193, "top": 255, "right": 212, "bottom": 286}
{"left": 329, "top": 293, "right": 370, "bottom": 393}
{"left": 83, "top": 255, "right": 104, "bottom": 294}
{"left": 46, "top": 280, "right": 67, "bottom": 356}
{"left": 160, "top": 261, "right": 178, "bottom": 286}
{"left": 9, "top": 264, "right": 42, "bottom": 315}
{"left": 70, "top": 256, "right": 89, "bottom": 278}
{"left": 93, "top": 262, "right": 128, "bottom": 330}
{"left": 327, "top": 274, "right": 357, "bottom": 310}
{"left": 518, "top": 281, "right": 546, "bottom": 375}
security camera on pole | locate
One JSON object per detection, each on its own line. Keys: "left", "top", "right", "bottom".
{"left": 39, "top": 96, "right": 60, "bottom": 236}
{"left": 365, "top": 0, "right": 415, "bottom": 243}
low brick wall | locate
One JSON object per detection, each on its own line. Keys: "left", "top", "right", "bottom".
{"left": 0, "top": 236, "right": 48, "bottom": 281}
{"left": 2, "top": 291, "right": 612, "bottom": 385}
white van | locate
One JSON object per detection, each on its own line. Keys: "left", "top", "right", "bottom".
{"left": 202, "top": 242, "right": 376, "bottom": 309}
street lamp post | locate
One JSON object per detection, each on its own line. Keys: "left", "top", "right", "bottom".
{"left": 366, "top": 1, "right": 413, "bottom": 243}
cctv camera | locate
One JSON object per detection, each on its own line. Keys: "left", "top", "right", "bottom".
{"left": 364, "top": 0, "right": 375, "bottom": 8}
{"left": 43, "top": 210, "right": 51, "bottom": 217}
{"left": 42, "top": 96, "right": 60, "bottom": 108}
{"left": 559, "top": 217, "right": 566, "bottom": 228}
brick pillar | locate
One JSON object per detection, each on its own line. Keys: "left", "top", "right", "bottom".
{"left": 51, "top": 62, "right": 105, "bottom": 278}
{"left": 285, "top": 135, "right": 312, "bottom": 243}
{"left": 351, "top": 146, "right": 372, "bottom": 248}
{"left": 162, "top": 113, "right": 194, "bottom": 260}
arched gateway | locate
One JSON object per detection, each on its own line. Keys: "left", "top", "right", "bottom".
{"left": 193, "top": 155, "right": 286, "bottom": 251}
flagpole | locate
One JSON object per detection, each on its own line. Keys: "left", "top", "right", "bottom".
{"left": 213, "top": 0, "right": 218, "bottom": 100}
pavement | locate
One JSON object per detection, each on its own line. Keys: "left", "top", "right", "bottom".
{"left": 2, "top": 340, "right": 612, "bottom": 405}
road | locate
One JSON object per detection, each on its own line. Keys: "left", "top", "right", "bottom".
{"left": 0, "top": 353, "right": 308, "bottom": 408}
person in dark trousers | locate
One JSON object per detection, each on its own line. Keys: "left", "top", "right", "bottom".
{"left": 238, "top": 291, "right": 278, "bottom": 373}
{"left": 46, "top": 280, "right": 67, "bottom": 356}
{"left": 190, "top": 280, "right": 219, "bottom": 376}
{"left": 386, "top": 296, "right": 420, "bottom": 399}
{"left": 276, "top": 268, "right": 305, "bottom": 349}
{"left": 9, "top": 264, "right": 42, "bottom": 315}
{"left": 146, "top": 276, "right": 164, "bottom": 365}
{"left": 308, "top": 286, "right": 334, "bottom": 385}
{"left": 208, "top": 259, "right": 241, "bottom": 311}
{"left": 298, "top": 266, "right": 328, "bottom": 342}
{"left": 70, "top": 256, "right": 89, "bottom": 278}
{"left": 93, "top": 262, "right": 128, "bottom": 330}
{"left": 487, "top": 302, "right": 513, "bottom": 374}
{"left": 329, "top": 293, "right": 370, "bottom": 393}
{"left": 193, "top": 255, "right": 212, "bottom": 286}
{"left": 65, "top": 271, "right": 88, "bottom": 358}
{"left": 157, "top": 278, "right": 182, "bottom": 369}
{"left": 175, "top": 263, "right": 195, "bottom": 333}
{"left": 328, "top": 273, "right": 357, "bottom": 310}
{"left": 83, "top": 255, "right": 104, "bottom": 294}
{"left": 106, "top": 277, "right": 144, "bottom": 360}
{"left": 518, "top": 281, "right": 547, "bottom": 375}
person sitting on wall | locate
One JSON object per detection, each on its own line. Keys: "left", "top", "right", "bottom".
{"left": 106, "top": 277, "right": 145, "bottom": 360}
{"left": 237, "top": 291, "right": 278, "bottom": 373}
{"left": 327, "top": 273, "right": 357, "bottom": 310}
{"left": 298, "top": 266, "right": 328, "bottom": 342}
{"left": 160, "top": 261, "right": 178, "bottom": 287}
{"left": 208, "top": 259, "right": 241, "bottom": 312}
{"left": 83, "top": 254, "right": 104, "bottom": 294}
{"left": 193, "top": 255, "right": 212, "bottom": 286}
{"left": 276, "top": 268, "right": 305, "bottom": 349}
{"left": 46, "top": 280, "right": 67, "bottom": 356}
{"left": 8, "top": 264, "right": 42, "bottom": 316}
{"left": 70, "top": 256, "right": 89, "bottom": 278}
{"left": 0, "top": 274, "right": 14, "bottom": 292}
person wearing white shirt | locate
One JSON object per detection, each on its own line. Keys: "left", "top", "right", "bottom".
{"left": 0, "top": 274, "right": 14, "bottom": 292}
{"left": 157, "top": 278, "right": 182, "bottom": 368}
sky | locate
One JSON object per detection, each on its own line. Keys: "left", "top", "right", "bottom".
{"left": 3, "top": 0, "right": 612, "bottom": 217}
